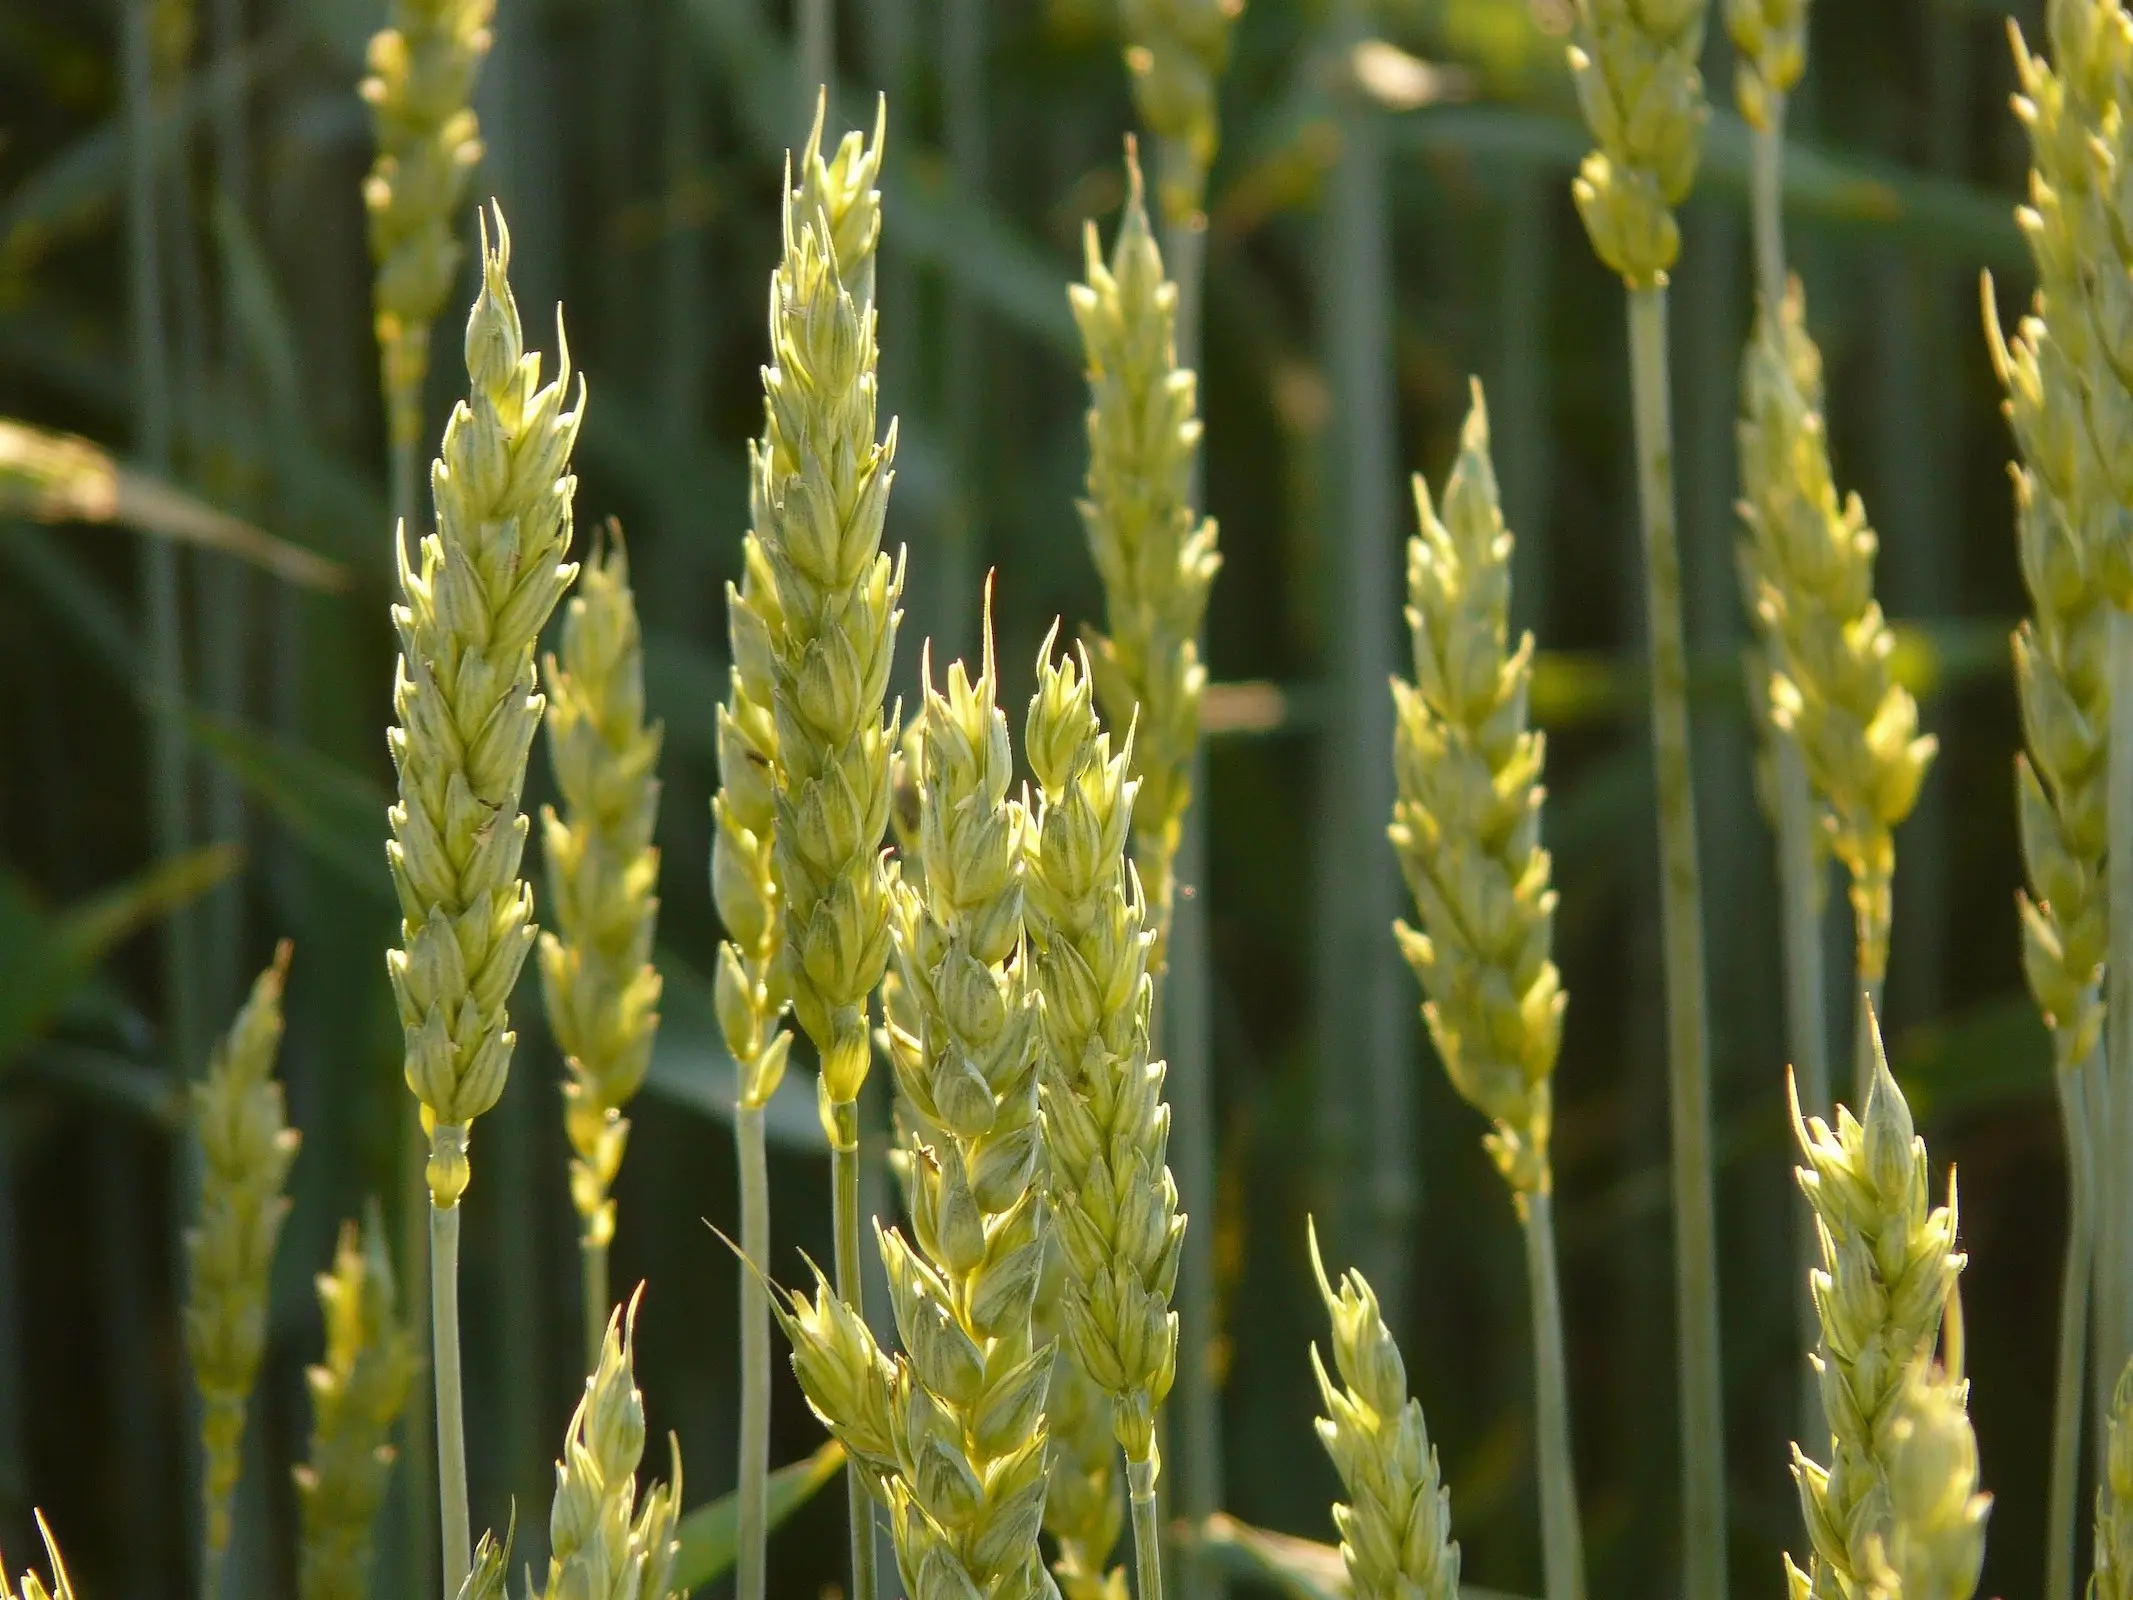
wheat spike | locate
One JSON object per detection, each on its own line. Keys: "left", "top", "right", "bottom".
{"left": 1787, "top": 1015, "right": 1965, "bottom": 1598}
{"left": 539, "top": 528, "right": 665, "bottom": 1256}
{"left": 386, "top": 206, "right": 582, "bottom": 1207}
{"left": 1864, "top": 1363, "right": 1990, "bottom": 1600}
{"left": 1117, "top": 0, "right": 1244, "bottom": 217}
{"left": 185, "top": 940, "right": 301, "bottom": 1564}
{"left": 0, "top": 1515, "right": 76, "bottom": 1600}
{"left": 1725, "top": 0, "right": 1805, "bottom": 129}
{"left": 1307, "top": 1222, "right": 1461, "bottom": 1600}
{"left": 295, "top": 1211, "right": 418, "bottom": 1600}
{"left": 1567, "top": 0, "right": 1710, "bottom": 286}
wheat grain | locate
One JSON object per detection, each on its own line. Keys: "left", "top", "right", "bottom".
{"left": 184, "top": 939, "right": 300, "bottom": 1570}
{"left": 1307, "top": 1221, "right": 1460, "bottom": 1600}
{"left": 1738, "top": 281, "right": 1937, "bottom": 1074}
{"left": 1070, "top": 157, "right": 1220, "bottom": 977}
{"left": 1, "top": 1515, "right": 76, "bottom": 1600}
{"left": 1568, "top": 0, "right": 1709, "bottom": 287}
{"left": 538, "top": 526, "right": 665, "bottom": 1357}
{"left": 1788, "top": 1013, "right": 1965, "bottom": 1599}
{"left": 294, "top": 1211, "right": 418, "bottom": 1600}
{"left": 538, "top": 1291, "right": 683, "bottom": 1600}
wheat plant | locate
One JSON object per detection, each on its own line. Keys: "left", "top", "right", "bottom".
{"left": 183, "top": 940, "right": 299, "bottom": 1600}
{"left": 2098, "top": 1358, "right": 2133, "bottom": 1600}
{"left": 1387, "top": 383, "right": 1581, "bottom": 1600}
{"left": 0, "top": 1517, "right": 75, "bottom": 1600}
{"left": 539, "top": 528, "right": 666, "bottom": 1369}
{"left": 385, "top": 205, "right": 582, "bottom": 1595}
{"left": 1863, "top": 1362, "right": 1989, "bottom": 1600}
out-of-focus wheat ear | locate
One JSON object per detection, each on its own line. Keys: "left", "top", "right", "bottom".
{"left": 1, "top": 1512, "right": 80, "bottom": 1600}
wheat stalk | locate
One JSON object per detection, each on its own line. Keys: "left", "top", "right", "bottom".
{"left": 0, "top": 1515, "right": 76, "bottom": 1600}
{"left": 1787, "top": 1012, "right": 1965, "bottom": 1599}
{"left": 295, "top": 1210, "right": 418, "bottom": 1600}
{"left": 184, "top": 940, "right": 299, "bottom": 1592}
{"left": 1737, "top": 281, "right": 1938, "bottom": 1096}
{"left": 1388, "top": 382, "right": 1582, "bottom": 1600}
{"left": 538, "top": 1291, "right": 683, "bottom": 1600}
{"left": 360, "top": 0, "right": 492, "bottom": 523}
{"left": 538, "top": 526, "right": 666, "bottom": 1369}
{"left": 386, "top": 205, "right": 582, "bottom": 1593}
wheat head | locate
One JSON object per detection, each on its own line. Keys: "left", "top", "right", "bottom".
{"left": 1725, "top": 0, "right": 1805, "bottom": 128}
{"left": 185, "top": 940, "right": 301, "bottom": 1562}
{"left": 387, "top": 207, "right": 583, "bottom": 1208}
{"left": 1117, "top": 0, "right": 1244, "bottom": 217}
{"left": 1567, "top": 0, "right": 1709, "bottom": 285}
{"left": 0, "top": 1515, "right": 75, "bottom": 1600}
{"left": 1862, "top": 1362, "right": 1989, "bottom": 1600}
{"left": 1036, "top": 1235, "right": 1128, "bottom": 1600}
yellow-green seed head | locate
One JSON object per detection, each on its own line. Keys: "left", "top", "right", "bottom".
{"left": 1568, "top": 0, "right": 1709, "bottom": 286}
{"left": 186, "top": 941, "right": 301, "bottom": 1562}
{"left": 1, "top": 1515, "right": 76, "bottom": 1600}
{"left": 295, "top": 1211, "right": 418, "bottom": 1600}
{"left": 1788, "top": 1017, "right": 1965, "bottom": 1598}
{"left": 539, "top": 529, "right": 665, "bottom": 1250}
{"left": 1307, "top": 1222, "right": 1461, "bottom": 1600}
{"left": 1389, "top": 383, "right": 1562, "bottom": 1199}
{"left": 386, "top": 207, "right": 582, "bottom": 1206}
{"left": 541, "top": 1293, "right": 683, "bottom": 1600}
{"left": 1738, "top": 281, "right": 1936, "bottom": 994}
{"left": 776, "top": 1255, "right": 901, "bottom": 1481}
{"left": 1071, "top": 156, "right": 1221, "bottom": 963}
{"left": 1025, "top": 640, "right": 1183, "bottom": 1468}
{"left": 752, "top": 110, "right": 905, "bottom": 1123}
{"left": 361, "top": 0, "right": 493, "bottom": 451}
{"left": 1118, "top": 0, "right": 1245, "bottom": 218}
{"left": 459, "top": 1519, "right": 513, "bottom": 1600}
{"left": 1867, "top": 1363, "right": 1989, "bottom": 1600}
{"left": 1725, "top": 0, "right": 1806, "bottom": 130}
{"left": 2097, "top": 1357, "right": 2133, "bottom": 1600}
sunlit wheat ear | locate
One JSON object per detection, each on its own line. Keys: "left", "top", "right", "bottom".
{"left": 1852, "top": 1361, "right": 1990, "bottom": 1600}
{"left": 185, "top": 940, "right": 300, "bottom": 1567}
{"left": 538, "top": 525, "right": 665, "bottom": 1346}
{"left": 294, "top": 1208, "right": 418, "bottom": 1600}
{"left": 1388, "top": 381, "right": 1561, "bottom": 1199}
{"left": 1566, "top": 0, "right": 1711, "bottom": 286}
{"left": 1117, "top": 0, "right": 1245, "bottom": 218}
{"left": 1036, "top": 1234, "right": 1128, "bottom": 1600}
{"left": 1787, "top": 1014, "right": 1965, "bottom": 1597}
{"left": 360, "top": 0, "right": 493, "bottom": 457}
{"left": 1307, "top": 1221, "right": 1461, "bottom": 1600}
{"left": 386, "top": 203, "right": 582, "bottom": 1208}
{"left": 1737, "top": 281, "right": 1935, "bottom": 1011}
{"left": 1070, "top": 150, "right": 1219, "bottom": 975}
{"left": 1, "top": 1513, "right": 78, "bottom": 1600}
{"left": 539, "top": 1290, "right": 684, "bottom": 1600}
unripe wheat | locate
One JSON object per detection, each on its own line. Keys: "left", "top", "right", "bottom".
{"left": 1567, "top": 0, "right": 1710, "bottom": 286}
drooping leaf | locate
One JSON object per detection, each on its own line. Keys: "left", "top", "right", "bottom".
{"left": 669, "top": 1440, "right": 845, "bottom": 1593}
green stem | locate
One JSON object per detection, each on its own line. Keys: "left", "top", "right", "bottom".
{"left": 402, "top": 1116, "right": 437, "bottom": 1600}
{"left": 1750, "top": 101, "right": 1786, "bottom": 311}
{"left": 430, "top": 1137, "right": 470, "bottom": 1600}
{"left": 2109, "top": 604, "right": 2133, "bottom": 1425}
{"left": 2048, "top": 1040, "right": 2099, "bottom": 1600}
{"left": 1522, "top": 1188, "right": 1586, "bottom": 1600}
{"left": 1128, "top": 1449, "right": 1165, "bottom": 1600}
{"left": 797, "top": 0, "right": 833, "bottom": 127}
{"left": 736, "top": 1099, "right": 772, "bottom": 1600}
{"left": 1626, "top": 282, "right": 1726, "bottom": 1600}
{"left": 582, "top": 1234, "right": 610, "bottom": 1378}
{"left": 830, "top": 1100, "right": 879, "bottom": 1600}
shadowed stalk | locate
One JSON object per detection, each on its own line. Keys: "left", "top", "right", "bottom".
{"left": 1130, "top": 1458, "right": 1165, "bottom": 1600}
{"left": 798, "top": 0, "right": 831, "bottom": 127}
{"left": 1628, "top": 283, "right": 1724, "bottom": 1599}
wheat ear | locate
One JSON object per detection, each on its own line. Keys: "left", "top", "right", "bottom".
{"left": 1306, "top": 1222, "right": 1460, "bottom": 1600}
{"left": 0, "top": 1515, "right": 76, "bottom": 1600}
{"left": 1037, "top": 1234, "right": 1128, "bottom": 1600}
{"left": 1117, "top": 0, "right": 1243, "bottom": 221}
{"left": 2097, "top": 1358, "right": 2133, "bottom": 1599}
{"left": 359, "top": 0, "right": 492, "bottom": 522}
{"left": 1024, "top": 640, "right": 1184, "bottom": 1600}
{"left": 538, "top": 526, "right": 666, "bottom": 1368}
{"left": 387, "top": 204, "right": 582, "bottom": 1592}
{"left": 1863, "top": 1362, "right": 1990, "bottom": 1600}
{"left": 1737, "top": 282, "right": 1937, "bottom": 1095}
{"left": 1388, "top": 383, "right": 1582, "bottom": 1600}
{"left": 295, "top": 1210, "right": 418, "bottom": 1600}
{"left": 538, "top": 1290, "right": 683, "bottom": 1600}
{"left": 1786, "top": 1012, "right": 1965, "bottom": 1598}
{"left": 184, "top": 940, "right": 300, "bottom": 1586}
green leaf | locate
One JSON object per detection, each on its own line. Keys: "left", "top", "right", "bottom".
{"left": 1182, "top": 1514, "right": 1528, "bottom": 1600}
{"left": 670, "top": 1440, "right": 845, "bottom": 1593}
{"left": 183, "top": 710, "right": 391, "bottom": 896}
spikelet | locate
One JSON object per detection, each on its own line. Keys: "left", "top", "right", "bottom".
{"left": 295, "top": 1211, "right": 419, "bottom": 1600}
{"left": 386, "top": 208, "right": 583, "bottom": 1208}
{"left": 1567, "top": 0, "right": 1709, "bottom": 286}
{"left": 1725, "top": 0, "right": 1805, "bottom": 129}
{"left": 539, "top": 528, "right": 665, "bottom": 1253}
{"left": 1071, "top": 159, "right": 1221, "bottom": 971}
{"left": 750, "top": 100, "right": 903, "bottom": 1134}
{"left": 459, "top": 1524, "right": 512, "bottom": 1600}
{"left": 1307, "top": 1222, "right": 1460, "bottom": 1600}
{"left": 1737, "top": 283, "right": 1937, "bottom": 1007}
{"left": 0, "top": 1515, "right": 76, "bottom": 1600}
{"left": 1786, "top": 1017, "right": 1965, "bottom": 1599}
{"left": 540, "top": 1294, "right": 683, "bottom": 1600}
{"left": 1867, "top": 1363, "right": 1990, "bottom": 1600}
{"left": 1117, "top": 0, "right": 1245, "bottom": 218}
{"left": 361, "top": 0, "right": 493, "bottom": 455}
{"left": 185, "top": 941, "right": 301, "bottom": 1563}
{"left": 1036, "top": 1240, "right": 1128, "bottom": 1600}
{"left": 1388, "top": 383, "right": 1562, "bottom": 1200}
{"left": 1024, "top": 641, "right": 1183, "bottom": 1471}
{"left": 2098, "top": 1358, "right": 2133, "bottom": 1600}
